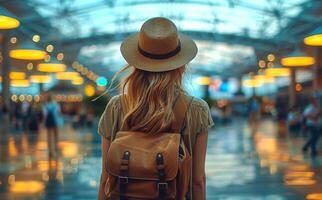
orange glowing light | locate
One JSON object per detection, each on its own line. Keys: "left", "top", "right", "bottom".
{"left": 10, "top": 181, "right": 45, "bottom": 193}
{"left": 281, "top": 56, "right": 315, "bottom": 67}
{"left": 304, "top": 34, "right": 322, "bottom": 46}
{"left": 30, "top": 75, "right": 52, "bottom": 83}
{"left": 37, "top": 63, "right": 66, "bottom": 73}
{"left": 265, "top": 68, "right": 290, "bottom": 77}
{"left": 11, "top": 79, "right": 30, "bottom": 87}
{"left": 0, "top": 15, "right": 20, "bottom": 29}
{"left": 56, "top": 72, "right": 80, "bottom": 80}
{"left": 10, "top": 49, "right": 47, "bottom": 60}
{"left": 10, "top": 72, "right": 26, "bottom": 80}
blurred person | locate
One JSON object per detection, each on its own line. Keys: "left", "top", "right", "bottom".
{"left": 248, "top": 96, "right": 260, "bottom": 124}
{"left": 27, "top": 102, "right": 40, "bottom": 133}
{"left": 21, "top": 101, "right": 30, "bottom": 131}
{"left": 43, "top": 95, "right": 61, "bottom": 158}
{"left": 13, "top": 102, "right": 23, "bottom": 131}
{"left": 302, "top": 96, "right": 321, "bottom": 157}
{"left": 1, "top": 104, "right": 10, "bottom": 133}
{"left": 98, "top": 18, "right": 213, "bottom": 200}
{"left": 287, "top": 106, "right": 302, "bottom": 134}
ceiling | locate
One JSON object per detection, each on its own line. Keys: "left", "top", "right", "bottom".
{"left": 1, "top": 0, "right": 322, "bottom": 79}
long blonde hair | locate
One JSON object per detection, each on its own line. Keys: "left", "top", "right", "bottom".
{"left": 112, "top": 64, "right": 186, "bottom": 133}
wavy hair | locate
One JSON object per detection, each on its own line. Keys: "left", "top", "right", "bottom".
{"left": 111, "top": 64, "right": 186, "bottom": 133}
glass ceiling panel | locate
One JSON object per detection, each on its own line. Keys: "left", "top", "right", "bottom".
{"left": 79, "top": 40, "right": 255, "bottom": 75}
{"left": 30, "top": 0, "right": 307, "bottom": 39}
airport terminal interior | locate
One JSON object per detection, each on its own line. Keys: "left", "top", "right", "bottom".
{"left": 1, "top": 0, "right": 322, "bottom": 199}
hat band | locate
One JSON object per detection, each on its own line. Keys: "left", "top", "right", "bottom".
{"left": 138, "top": 42, "right": 181, "bottom": 60}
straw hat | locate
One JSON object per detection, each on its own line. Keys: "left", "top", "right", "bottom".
{"left": 120, "top": 17, "right": 198, "bottom": 72}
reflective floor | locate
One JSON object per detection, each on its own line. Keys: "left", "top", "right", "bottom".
{"left": 0, "top": 118, "right": 322, "bottom": 200}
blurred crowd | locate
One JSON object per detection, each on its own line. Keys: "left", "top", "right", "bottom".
{"left": 0, "top": 96, "right": 95, "bottom": 134}
{"left": 209, "top": 92, "right": 322, "bottom": 157}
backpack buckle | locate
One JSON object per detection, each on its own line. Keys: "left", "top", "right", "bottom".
{"left": 157, "top": 182, "right": 168, "bottom": 190}
{"left": 119, "top": 176, "right": 129, "bottom": 184}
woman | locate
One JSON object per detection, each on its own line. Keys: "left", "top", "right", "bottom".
{"left": 98, "top": 17, "right": 213, "bottom": 200}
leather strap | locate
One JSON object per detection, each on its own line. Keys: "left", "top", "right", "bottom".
{"left": 119, "top": 151, "right": 130, "bottom": 200}
{"left": 156, "top": 153, "right": 167, "bottom": 200}
{"left": 172, "top": 93, "right": 194, "bottom": 134}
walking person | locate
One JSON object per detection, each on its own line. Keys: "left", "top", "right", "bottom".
{"left": 98, "top": 17, "right": 214, "bottom": 200}
{"left": 302, "top": 96, "right": 321, "bottom": 157}
{"left": 43, "top": 95, "right": 61, "bottom": 158}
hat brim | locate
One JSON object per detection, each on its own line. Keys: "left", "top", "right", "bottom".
{"left": 120, "top": 34, "right": 198, "bottom": 72}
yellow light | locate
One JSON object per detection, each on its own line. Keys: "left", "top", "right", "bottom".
{"left": 10, "top": 72, "right": 26, "bottom": 80}
{"left": 267, "top": 62, "right": 274, "bottom": 68}
{"left": 307, "top": 193, "right": 322, "bottom": 200}
{"left": 10, "top": 49, "right": 47, "bottom": 60}
{"left": 56, "top": 72, "right": 80, "bottom": 80}
{"left": 30, "top": 75, "right": 52, "bottom": 83}
{"left": 196, "top": 76, "right": 211, "bottom": 85}
{"left": 46, "top": 44, "right": 54, "bottom": 52}
{"left": 10, "top": 181, "right": 45, "bottom": 193}
{"left": 304, "top": 34, "right": 322, "bottom": 46}
{"left": 0, "top": 76, "right": 2, "bottom": 83}
{"left": 10, "top": 37, "right": 17, "bottom": 44}
{"left": 11, "top": 95, "right": 18, "bottom": 102}
{"left": 84, "top": 85, "right": 95, "bottom": 97}
{"left": 265, "top": 68, "right": 290, "bottom": 77}
{"left": 254, "top": 75, "right": 275, "bottom": 84}
{"left": 37, "top": 63, "right": 66, "bottom": 73}
{"left": 243, "top": 79, "right": 262, "bottom": 88}
{"left": 11, "top": 79, "right": 30, "bottom": 87}
{"left": 32, "top": 35, "right": 40, "bottom": 42}
{"left": 27, "top": 62, "right": 33, "bottom": 70}
{"left": 0, "top": 15, "right": 20, "bottom": 29}
{"left": 71, "top": 77, "right": 84, "bottom": 85}
{"left": 258, "top": 60, "right": 266, "bottom": 68}
{"left": 284, "top": 179, "right": 316, "bottom": 186}
{"left": 296, "top": 83, "right": 302, "bottom": 92}
{"left": 44, "top": 54, "right": 51, "bottom": 62}
{"left": 281, "top": 56, "right": 315, "bottom": 67}
{"left": 267, "top": 54, "right": 275, "bottom": 62}
{"left": 19, "top": 95, "right": 25, "bottom": 101}
{"left": 57, "top": 53, "right": 64, "bottom": 61}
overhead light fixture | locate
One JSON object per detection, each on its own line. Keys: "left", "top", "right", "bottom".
{"left": 281, "top": 50, "right": 315, "bottom": 67}
{"left": 84, "top": 85, "right": 95, "bottom": 97}
{"left": 243, "top": 79, "right": 262, "bottom": 88}
{"left": 254, "top": 75, "right": 275, "bottom": 84}
{"left": 71, "top": 77, "right": 84, "bottom": 85}
{"left": 37, "top": 59, "right": 66, "bottom": 73}
{"left": 11, "top": 79, "right": 30, "bottom": 87}
{"left": 10, "top": 42, "right": 47, "bottom": 60}
{"left": 96, "top": 76, "right": 108, "bottom": 87}
{"left": 56, "top": 72, "right": 80, "bottom": 80}
{"left": 196, "top": 76, "right": 211, "bottom": 85}
{"left": 10, "top": 72, "right": 26, "bottom": 80}
{"left": 265, "top": 67, "right": 290, "bottom": 77}
{"left": 30, "top": 75, "right": 52, "bottom": 83}
{"left": 0, "top": 8, "right": 20, "bottom": 29}
{"left": 304, "top": 26, "right": 322, "bottom": 46}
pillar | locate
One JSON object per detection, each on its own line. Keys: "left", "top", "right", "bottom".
{"left": 313, "top": 47, "right": 322, "bottom": 90}
{"left": 1, "top": 33, "right": 11, "bottom": 109}
{"left": 288, "top": 68, "right": 296, "bottom": 108}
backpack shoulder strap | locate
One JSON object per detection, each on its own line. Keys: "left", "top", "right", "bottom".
{"left": 172, "top": 93, "right": 194, "bottom": 133}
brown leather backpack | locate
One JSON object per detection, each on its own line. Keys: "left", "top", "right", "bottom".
{"left": 105, "top": 94, "right": 193, "bottom": 200}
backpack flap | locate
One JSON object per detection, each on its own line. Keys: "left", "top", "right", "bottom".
{"left": 106, "top": 131, "right": 180, "bottom": 181}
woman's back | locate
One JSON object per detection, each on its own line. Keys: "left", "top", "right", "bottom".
{"left": 98, "top": 93, "right": 213, "bottom": 153}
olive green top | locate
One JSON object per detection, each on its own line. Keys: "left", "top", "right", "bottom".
{"left": 98, "top": 94, "right": 214, "bottom": 153}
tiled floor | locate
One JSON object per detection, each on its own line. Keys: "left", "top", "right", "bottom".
{"left": 0, "top": 118, "right": 321, "bottom": 200}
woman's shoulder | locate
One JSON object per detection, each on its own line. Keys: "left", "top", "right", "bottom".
{"left": 185, "top": 95, "right": 210, "bottom": 111}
